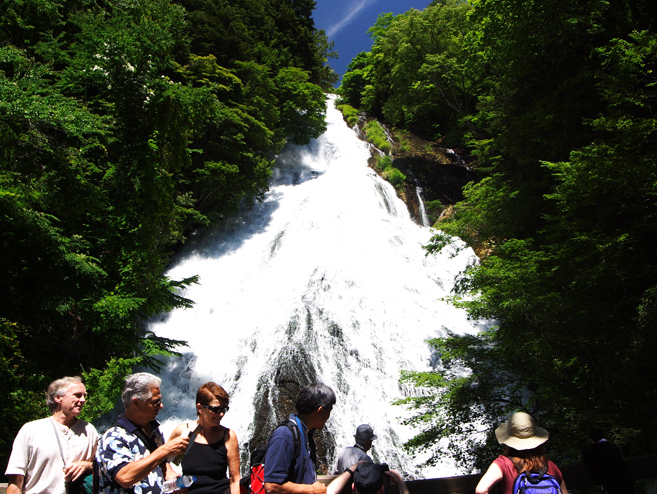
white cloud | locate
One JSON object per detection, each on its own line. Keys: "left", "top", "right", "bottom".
{"left": 326, "top": 0, "right": 378, "bottom": 37}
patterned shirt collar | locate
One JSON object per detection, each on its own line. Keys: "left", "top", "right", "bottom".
{"left": 115, "top": 414, "right": 160, "bottom": 434}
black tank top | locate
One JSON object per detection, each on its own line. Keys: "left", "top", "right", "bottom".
{"left": 181, "top": 430, "right": 231, "bottom": 494}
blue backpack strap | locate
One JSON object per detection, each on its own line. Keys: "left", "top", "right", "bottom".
{"left": 512, "top": 471, "right": 527, "bottom": 494}
{"left": 288, "top": 419, "right": 302, "bottom": 460}
{"left": 292, "top": 416, "right": 308, "bottom": 481}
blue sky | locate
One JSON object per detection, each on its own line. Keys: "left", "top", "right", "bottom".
{"left": 312, "top": 0, "right": 433, "bottom": 83}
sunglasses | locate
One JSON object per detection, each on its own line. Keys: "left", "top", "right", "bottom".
{"left": 202, "top": 404, "right": 229, "bottom": 414}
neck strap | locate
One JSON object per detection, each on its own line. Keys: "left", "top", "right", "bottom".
{"left": 50, "top": 417, "right": 67, "bottom": 468}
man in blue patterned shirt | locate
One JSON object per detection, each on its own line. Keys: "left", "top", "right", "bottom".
{"left": 96, "top": 373, "right": 189, "bottom": 494}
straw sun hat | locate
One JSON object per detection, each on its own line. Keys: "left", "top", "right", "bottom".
{"left": 495, "top": 412, "right": 549, "bottom": 450}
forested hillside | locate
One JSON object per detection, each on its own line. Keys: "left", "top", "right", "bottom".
{"left": 337, "top": 0, "right": 657, "bottom": 471}
{"left": 0, "top": 0, "right": 335, "bottom": 463}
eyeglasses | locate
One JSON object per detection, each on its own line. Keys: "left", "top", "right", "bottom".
{"left": 202, "top": 404, "right": 229, "bottom": 414}
{"left": 150, "top": 399, "right": 163, "bottom": 408}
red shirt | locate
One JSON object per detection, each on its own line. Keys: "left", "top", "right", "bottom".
{"left": 492, "top": 455, "right": 564, "bottom": 494}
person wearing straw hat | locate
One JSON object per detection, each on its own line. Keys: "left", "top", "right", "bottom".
{"left": 475, "top": 412, "right": 569, "bottom": 494}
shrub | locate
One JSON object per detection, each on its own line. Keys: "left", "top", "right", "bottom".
{"left": 382, "top": 167, "right": 407, "bottom": 189}
{"left": 336, "top": 104, "right": 360, "bottom": 128}
{"left": 394, "top": 129, "right": 412, "bottom": 153}
{"left": 375, "top": 155, "right": 393, "bottom": 172}
{"left": 364, "top": 120, "right": 392, "bottom": 152}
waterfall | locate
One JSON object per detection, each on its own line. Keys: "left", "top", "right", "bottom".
{"left": 446, "top": 148, "right": 471, "bottom": 170}
{"left": 406, "top": 170, "right": 431, "bottom": 228}
{"left": 148, "top": 95, "right": 483, "bottom": 479}
{"left": 416, "top": 186, "right": 430, "bottom": 227}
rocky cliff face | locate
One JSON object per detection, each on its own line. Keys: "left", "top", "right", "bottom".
{"left": 398, "top": 155, "right": 476, "bottom": 224}
{"left": 356, "top": 118, "right": 476, "bottom": 226}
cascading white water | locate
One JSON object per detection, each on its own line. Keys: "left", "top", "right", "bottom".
{"left": 446, "top": 148, "right": 472, "bottom": 170}
{"left": 415, "top": 186, "right": 431, "bottom": 227}
{"left": 149, "top": 95, "right": 483, "bottom": 479}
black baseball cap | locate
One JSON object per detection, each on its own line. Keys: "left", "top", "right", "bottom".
{"left": 354, "top": 463, "right": 389, "bottom": 494}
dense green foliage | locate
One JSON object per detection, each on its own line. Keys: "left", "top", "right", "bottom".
{"left": 336, "top": 104, "right": 359, "bottom": 128}
{"left": 374, "top": 155, "right": 406, "bottom": 190}
{"left": 341, "top": 0, "right": 657, "bottom": 472}
{"left": 339, "top": 0, "right": 476, "bottom": 142}
{"left": 363, "top": 120, "right": 392, "bottom": 153}
{"left": 0, "top": 0, "right": 335, "bottom": 464}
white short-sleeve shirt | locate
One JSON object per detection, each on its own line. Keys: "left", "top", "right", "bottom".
{"left": 5, "top": 417, "right": 99, "bottom": 494}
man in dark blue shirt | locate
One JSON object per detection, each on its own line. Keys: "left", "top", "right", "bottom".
{"left": 264, "top": 383, "right": 336, "bottom": 494}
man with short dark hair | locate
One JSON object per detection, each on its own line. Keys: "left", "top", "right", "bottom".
{"left": 96, "top": 372, "right": 190, "bottom": 494}
{"left": 327, "top": 462, "right": 409, "bottom": 494}
{"left": 264, "top": 383, "right": 336, "bottom": 494}
{"left": 333, "top": 425, "right": 377, "bottom": 474}
{"left": 5, "top": 376, "right": 99, "bottom": 494}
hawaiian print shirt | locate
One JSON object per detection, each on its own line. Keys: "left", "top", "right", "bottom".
{"left": 96, "top": 415, "right": 166, "bottom": 494}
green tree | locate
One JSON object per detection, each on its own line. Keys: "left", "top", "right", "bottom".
{"left": 1, "top": 0, "right": 334, "bottom": 468}
{"left": 338, "top": 2, "right": 476, "bottom": 141}
{"left": 338, "top": 51, "right": 371, "bottom": 108}
{"left": 399, "top": 0, "right": 657, "bottom": 470}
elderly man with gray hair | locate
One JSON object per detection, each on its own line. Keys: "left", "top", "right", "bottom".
{"left": 5, "top": 376, "right": 99, "bottom": 494}
{"left": 96, "top": 372, "right": 189, "bottom": 494}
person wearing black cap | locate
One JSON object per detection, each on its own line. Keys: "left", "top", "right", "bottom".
{"left": 333, "top": 425, "right": 377, "bottom": 474}
{"left": 327, "top": 462, "right": 409, "bottom": 494}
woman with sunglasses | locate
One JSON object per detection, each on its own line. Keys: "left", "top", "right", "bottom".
{"left": 169, "top": 382, "right": 241, "bottom": 494}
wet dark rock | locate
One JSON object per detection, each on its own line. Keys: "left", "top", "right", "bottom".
{"left": 399, "top": 155, "right": 477, "bottom": 225}
{"left": 343, "top": 110, "right": 477, "bottom": 226}
{"left": 244, "top": 338, "right": 336, "bottom": 475}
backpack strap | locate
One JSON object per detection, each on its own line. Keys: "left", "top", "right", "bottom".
{"left": 287, "top": 419, "right": 302, "bottom": 460}
{"left": 252, "top": 418, "right": 308, "bottom": 487}
{"left": 49, "top": 418, "right": 68, "bottom": 469}
{"left": 92, "top": 457, "right": 99, "bottom": 494}
{"left": 286, "top": 418, "right": 303, "bottom": 481}
{"left": 266, "top": 418, "right": 306, "bottom": 482}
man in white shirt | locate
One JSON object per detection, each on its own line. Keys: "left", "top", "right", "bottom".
{"left": 5, "top": 376, "right": 99, "bottom": 494}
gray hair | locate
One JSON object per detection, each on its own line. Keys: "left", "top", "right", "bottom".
{"left": 46, "top": 376, "right": 83, "bottom": 412}
{"left": 122, "top": 372, "right": 161, "bottom": 409}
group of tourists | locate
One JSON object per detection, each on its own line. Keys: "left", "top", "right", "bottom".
{"left": 4, "top": 373, "right": 633, "bottom": 494}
